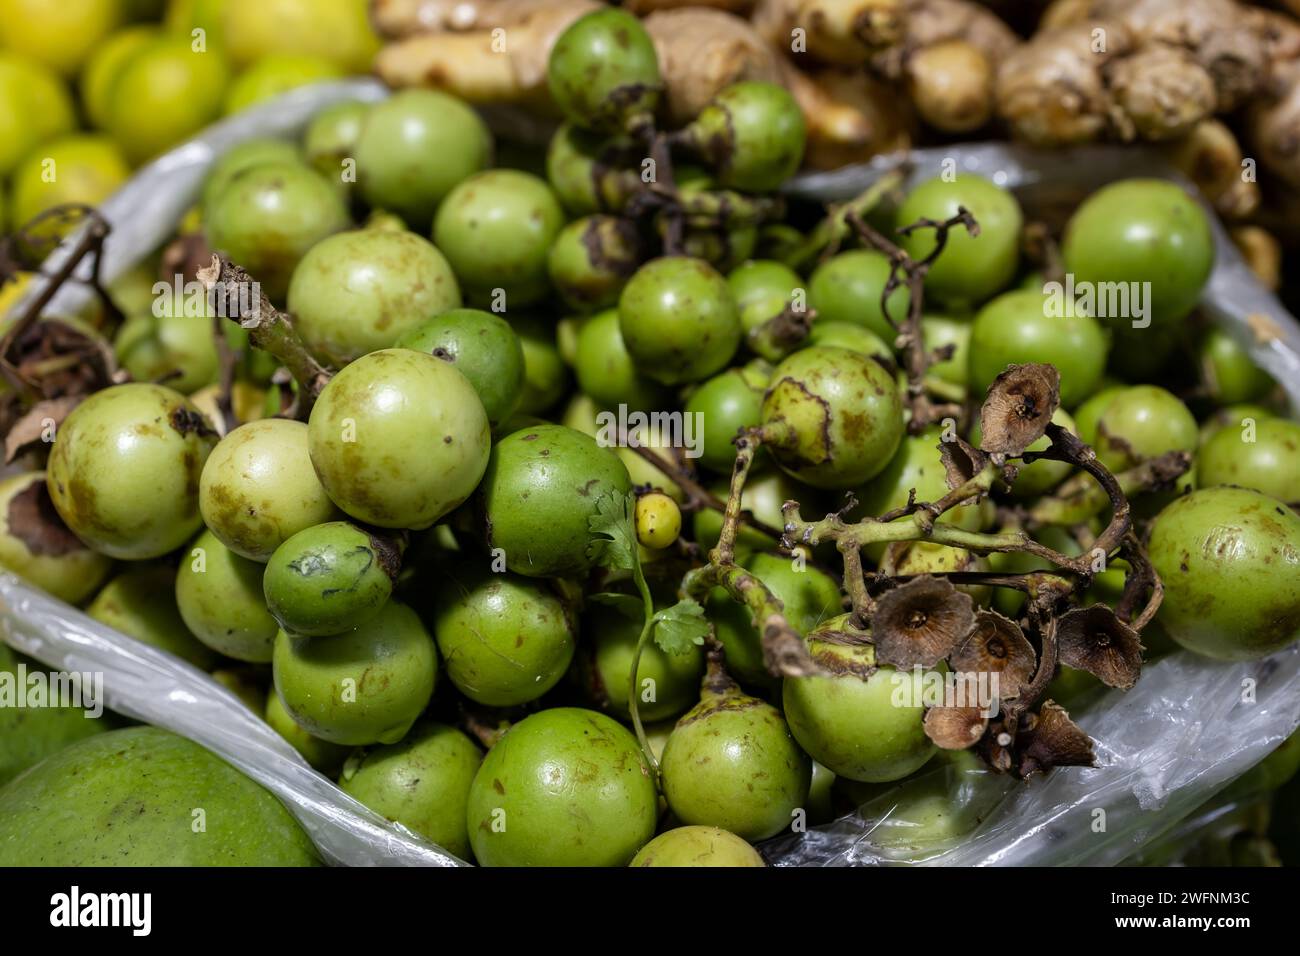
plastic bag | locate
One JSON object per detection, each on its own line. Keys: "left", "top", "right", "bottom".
{"left": 4, "top": 87, "right": 1299, "bottom": 867}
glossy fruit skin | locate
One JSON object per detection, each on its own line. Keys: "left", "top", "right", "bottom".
{"left": 968, "top": 289, "right": 1109, "bottom": 409}
{"left": 761, "top": 345, "right": 905, "bottom": 489}
{"left": 629, "top": 826, "right": 765, "bottom": 867}
{"left": 635, "top": 492, "right": 681, "bottom": 550}
{"left": 1198, "top": 327, "right": 1274, "bottom": 405}
{"left": 0, "top": 727, "right": 319, "bottom": 867}
{"left": 661, "top": 678, "right": 811, "bottom": 841}
{"left": 618, "top": 256, "right": 742, "bottom": 386}
{"left": 806, "top": 321, "right": 893, "bottom": 361}
{"left": 1148, "top": 487, "right": 1300, "bottom": 660}
{"left": 354, "top": 90, "right": 492, "bottom": 228}
{"left": 434, "top": 170, "right": 566, "bottom": 308}
{"left": 204, "top": 160, "right": 349, "bottom": 301}
{"left": 263, "top": 521, "right": 395, "bottom": 637}
{"left": 395, "top": 309, "right": 526, "bottom": 428}
{"left": 685, "top": 368, "right": 765, "bottom": 473}
{"left": 897, "top": 175, "right": 1023, "bottom": 309}
{"left": 303, "top": 99, "right": 369, "bottom": 184}
{"left": 309, "top": 349, "right": 491, "bottom": 529}
{"left": 88, "top": 565, "right": 217, "bottom": 670}
{"left": 288, "top": 229, "right": 462, "bottom": 366}
{"left": 1198, "top": 418, "right": 1300, "bottom": 504}
{"left": 709, "top": 553, "right": 842, "bottom": 690}
{"left": 175, "top": 529, "right": 279, "bottom": 662}
{"left": 339, "top": 721, "right": 482, "bottom": 859}
{"left": 548, "top": 215, "right": 640, "bottom": 312}
{"left": 686, "top": 82, "right": 806, "bottom": 192}
{"left": 223, "top": 53, "right": 342, "bottom": 114}
{"left": 728, "top": 259, "right": 803, "bottom": 333}
{"left": 547, "top": 9, "right": 662, "bottom": 132}
{"left": 479, "top": 423, "right": 632, "bottom": 577}
{"left": 572, "top": 307, "right": 667, "bottom": 412}
{"left": 9, "top": 134, "right": 130, "bottom": 226}
{"left": 1093, "top": 385, "right": 1198, "bottom": 472}
{"left": 1072, "top": 383, "right": 1126, "bottom": 447}
{"left": 201, "top": 137, "right": 302, "bottom": 211}
{"left": 103, "top": 35, "right": 230, "bottom": 165}
{"left": 199, "top": 419, "right": 337, "bottom": 561}
{"left": 0, "top": 472, "right": 112, "bottom": 604}
{"left": 583, "top": 602, "right": 704, "bottom": 721}
{"left": 264, "top": 687, "right": 351, "bottom": 776}
{"left": 431, "top": 563, "right": 577, "bottom": 706}
{"left": 47, "top": 383, "right": 216, "bottom": 560}
{"left": 466, "top": 707, "right": 658, "bottom": 866}
{"left": 1062, "top": 178, "right": 1214, "bottom": 328}
{"left": 273, "top": 601, "right": 437, "bottom": 746}
{"left": 807, "top": 249, "right": 908, "bottom": 343}
{"left": 784, "top": 617, "right": 938, "bottom": 782}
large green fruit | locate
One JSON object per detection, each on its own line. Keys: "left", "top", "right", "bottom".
{"left": 466, "top": 708, "right": 657, "bottom": 866}
{"left": 0, "top": 727, "right": 319, "bottom": 866}
{"left": 629, "top": 826, "right": 765, "bottom": 867}
{"left": 1148, "top": 487, "right": 1300, "bottom": 660}
{"left": 0, "top": 471, "right": 112, "bottom": 603}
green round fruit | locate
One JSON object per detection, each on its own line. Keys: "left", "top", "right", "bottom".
{"left": 1198, "top": 417, "right": 1300, "bottom": 505}
{"left": 693, "top": 469, "right": 810, "bottom": 558}
{"left": 308, "top": 349, "right": 491, "bottom": 529}
{"left": 288, "top": 229, "right": 462, "bottom": 366}
{"left": 479, "top": 423, "right": 632, "bottom": 577}
{"left": 545, "top": 123, "right": 639, "bottom": 216}
{"left": 683, "top": 81, "right": 805, "bottom": 192}
{"left": 175, "top": 529, "right": 279, "bottom": 662}
{"left": 88, "top": 564, "right": 217, "bottom": 669}
{"left": 1062, "top": 178, "right": 1214, "bottom": 328}
{"left": 264, "top": 687, "right": 351, "bottom": 776}
{"left": 783, "top": 614, "right": 938, "bottom": 782}
{"left": 761, "top": 345, "right": 905, "bottom": 489}
{"left": 1093, "top": 385, "right": 1198, "bottom": 472}
{"left": 203, "top": 160, "right": 349, "bottom": 301}
{"left": 47, "top": 383, "right": 216, "bottom": 560}
{"left": 921, "top": 314, "right": 970, "bottom": 389}
{"left": 629, "top": 826, "right": 765, "bottom": 867}
{"left": 618, "top": 256, "right": 742, "bottom": 386}
{"left": 1148, "top": 487, "right": 1300, "bottom": 660}
{"left": 263, "top": 521, "right": 396, "bottom": 637}
{"left": 684, "top": 367, "right": 765, "bottom": 473}
{"left": 546, "top": 8, "right": 662, "bottom": 132}
{"left": 510, "top": 314, "right": 571, "bottom": 414}
{"left": 548, "top": 214, "right": 641, "bottom": 312}
{"left": 728, "top": 259, "right": 804, "bottom": 333}
{"left": 968, "top": 289, "right": 1108, "bottom": 408}
{"left": 114, "top": 300, "right": 218, "bottom": 396}
{"left": 395, "top": 309, "right": 525, "bottom": 427}
{"left": 201, "top": 137, "right": 302, "bottom": 211}
{"left": 433, "top": 169, "right": 566, "bottom": 308}
{"left": 1072, "top": 383, "right": 1126, "bottom": 447}
{"left": 339, "top": 721, "right": 481, "bottom": 859}
{"left": 466, "top": 707, "right": 658, "bottom": 866}
{"left": 0, "top": 472, "right": 112, "bottom": 604}
{"left": 0, "top": 53, "right": 75, "bottom": 175}
{"left": 9, "top": 134, "right": 130, "bottom": 226}
{"left": 661, "top": 669, "right": 811, "bottom": 841}
{"left": 82, "top": 25, "right": 157, "bottom": 129}
{"left": 199, "top": 419, "right": 338, "bottom": 561}
{"left": 217, "top": 0, "right": 379, "bottom": 72}
{"left": 431, "top": 563, "right": 577, "bottom": 706}
{"left": 0, "top": 0, "right": 122, "bottom": 77}
{"left": 582, "top": 602, "right": 704, "bottom": 722}
{"left": 572, "top": 307, "right": 667, "bottom": 412}
{"left": 222, "top": 53, "right": 341, "bottom": 114}
{"left": 808, "top": 249, "right": 908, "bottom": 343}
{"left": 273, "top": 601, "right": 437, "bottom": 746}
{"left": 805, "top": 321, "right": 892, "bottom": 360}
{"left": 303, "top": 99, "right": 369, "bottom": 184}
{"left": 896, "top": 174, "right": 1023, "bottom": 308}
{"left": 1197, "top": 326, "right": 1274, "bottom": 405}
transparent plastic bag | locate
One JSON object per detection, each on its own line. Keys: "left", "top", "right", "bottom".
{"left": 4, "top": 90, "right": 1299, "bottom": 866}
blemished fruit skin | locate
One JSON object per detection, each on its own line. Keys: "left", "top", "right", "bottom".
{"left": 618, "top": 256, "right": 743, "bottom": 386}
{"left": 264, "top": 688, "right": 351, "bottom": 777}
{"left": 479, "top": 423, "right": 632, "bottom": 577}
{"left": 395, "top": 309, "right": 526, "bottom": 428}
{"left": 272, "top": 601, "right": 438, "bottom": 746}
{"left": 355, "top": 90, "right": 492, "bottom": 230}
{"left": 0, "top": 727, "right": 320, "bottom": 867}
{"left": 1062, "top": 178, "right": 1214, "bottom": 328}
{"left": 466, "top": 708, "right": 658, "bottom": 867}
{"left": 1093, "top": 385, "right": 1199, "bottom": 472}
{"left": 199, "top": 419, "right": 338, "bottom": 562}
{"left": 262, "top": 521, "right": 395, "bottom": 637}
{"left": 688, "top": 82, "right": 806, "bottom": 193}
{"left": 660, "top": 676, "right": 811, "bottom": 841}
{"left": 175, "top": 529, "right": 279, "bottom": 663}
{"left": 808, "top": 249, "right": 909, "bottom": 342}
{"left": 1148, "top": 487, "right": 1300, "bottom": 661}
{"left": 583, "top": 603, "right": 704, "bottom": 722}
{"left": 47, "top": 383, "right": 216, "bottom": 560}
{"left": 308, "top": 349, "right": 491, "bottom": 530}
{"left": 287, "top": 229, "right": 462, "bottom": 367}
{"left": 1198, "top": 418, "right": 1300, "bottom": 504}
{"left": 431, "top": 564, "right": 577, "bottom": 707}
{"left": 761, "top": 345, "right": 905, "bottom": 489}
{"left": 339, "top": 722, "right": 482, "bottom": 860}
{"left": 547, "top": 8, "right": 662, "bottom": 132}
{"left": 896, "top": 174, "right": 1023, "bottom": 309}
{"left": 0, "top": 472, "right": 112, "bottom": 603}
{"left": 201, "top": 137, "right": 303, "bottom": 212}
{"left": 629, "top": 826, "right": 766, "bottom": 867}
{"left": 783, "top": 618, "right": 939, "bottom": 783}
{"left": 88, "top": 564, "right": 217, "bottom": 669}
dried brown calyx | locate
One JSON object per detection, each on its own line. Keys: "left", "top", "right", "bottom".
{"left": 871, "top": 574, "right": 974, "bottom": 669}
{"left": 1015, "top": 701, "right": 1096, "bottom": 777}
{"left": 978, "top": 363, "right": 1061, "bottom": 457}
{"left": 938, "top": 434, "right": 989, "bottom": 492}
{"left": 924, "top": 705, "right": 989, "bottom": 750}
{"left": 949, "top": 610, "right": 1037, "bottom": 699}
{"left": 1056, "top": 604, "right": 1144, "bottom": 690}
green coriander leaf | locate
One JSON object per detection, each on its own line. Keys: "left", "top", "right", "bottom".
{"left": 587, "top": 491, "right": 638, "bottom": 573}
{"left": 653, "top": 598, "right": 710, "bottom": 656}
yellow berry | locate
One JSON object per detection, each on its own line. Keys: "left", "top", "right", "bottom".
{"left": 635, "top": 492, "right": 681, "bottom": 550}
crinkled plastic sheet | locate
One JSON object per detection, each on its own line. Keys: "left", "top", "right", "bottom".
{"left": 5, "top": 89, "right": 1300, "bottom": 867}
